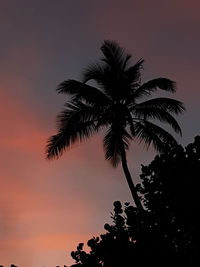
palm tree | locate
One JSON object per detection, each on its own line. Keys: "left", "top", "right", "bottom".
{"left": 46, "top": 40, "right": 185, "bottom": 212}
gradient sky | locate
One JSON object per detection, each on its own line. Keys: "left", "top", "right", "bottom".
{"left": 0, "top": 0, "right": 200, "bottom": 266}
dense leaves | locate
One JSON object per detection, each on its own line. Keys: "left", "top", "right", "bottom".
{"left": 69, "top": 137, "right": 199, "bottom": 267}
{"left": 139, "top": 136, "right": 200, "bottom": 264}
{"left": 69, "top": 202, "right": 185, "bottom": 267}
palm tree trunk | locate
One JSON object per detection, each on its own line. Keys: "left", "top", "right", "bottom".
{"left": 120, "top": 146, "right": 144, "bottom": 212}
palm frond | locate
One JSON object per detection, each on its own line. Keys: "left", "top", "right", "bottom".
{"left": 82, "top": 63, "right": 118, "bottom": 99}
{"left": 133, "top": 106, "right": 182, "bottom": 135}
{"left": 46, "top": 132, "right": 67, "bottom": 159}
{"left": 134, "top": 120, "right": 177, "bottom": 153}
{"left": 46, "top": 101, "right": 100, "bottom": 159}
{"left": 125, "top": 59, "right": 144, "bottom": 84}
{"left": 134, "top": 78, "right": 176, "bottom": 99}
{"left": 134, "top": 97, "right": 185, "bottom": 114}
{"left": 82, "top": 63, "right": 116, "bottom": 99}
{"left": 101, "top": 40, "right": 132, "bottom": 71}
{"left": 122, "top": 54, "right": 132, "bottom": 69}
{"left": 57, "top": 79, "right": 111, "bottom": 106}
{"left": 103, "top": 125, "right": 132, "bottom": 167}
{"left": 101, "top": 40, "right": 125, "bottom": 67}
{"left": 82, "top": 42, "right": 143, "bottom": 101}
{"left": 82, "top": 63, "right": 105, "bottom": 84}
{"left": 46, "top": 121, "right": 97, "bottom": 159}
{"left": 57, "top": 100, "right": 99, "bottom": 129}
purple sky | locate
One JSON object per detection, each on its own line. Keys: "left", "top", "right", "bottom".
{"left": 0, "top": 0, "right": 200, "bottom": 266}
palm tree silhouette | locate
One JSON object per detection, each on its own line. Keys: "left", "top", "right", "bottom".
{"left": 46, "top": 40, "right": 185, "bottom": 211}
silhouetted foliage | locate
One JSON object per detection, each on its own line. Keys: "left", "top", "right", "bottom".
{"left": 46, "top": 40, "right": 184, "bottom": 211}
{"left": 138, "top": 135, "right": 200, "bottom": 265}
{"left": 69, "top": 137, "right": 199, "bottom": 266}
{"left": 69, "top": 202, "right": 182, "bottom": 267}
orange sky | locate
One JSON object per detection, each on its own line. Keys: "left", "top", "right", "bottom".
{"left": 0, "top": 1, "right": 200, "bottom": 266}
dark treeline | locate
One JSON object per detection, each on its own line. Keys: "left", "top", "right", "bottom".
{"left": 68, "top": 136, "right": 199, "bottom": 267}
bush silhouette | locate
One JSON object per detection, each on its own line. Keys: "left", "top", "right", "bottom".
{"left": 69, "top": 137, "right": 199, "bottom": 267}
{"left": 70, "top": 202, "right": 180, "bottom": 267}
{"left": 139, "top": 136, "right": 199, "bottom": 265}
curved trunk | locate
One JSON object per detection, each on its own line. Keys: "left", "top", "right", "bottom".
{"left": 120, "top": 146, "right": 144, "bottom": 212}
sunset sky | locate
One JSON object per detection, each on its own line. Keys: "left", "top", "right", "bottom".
{"left": 0, "top": 0, "right": 200, "bottom": 266}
